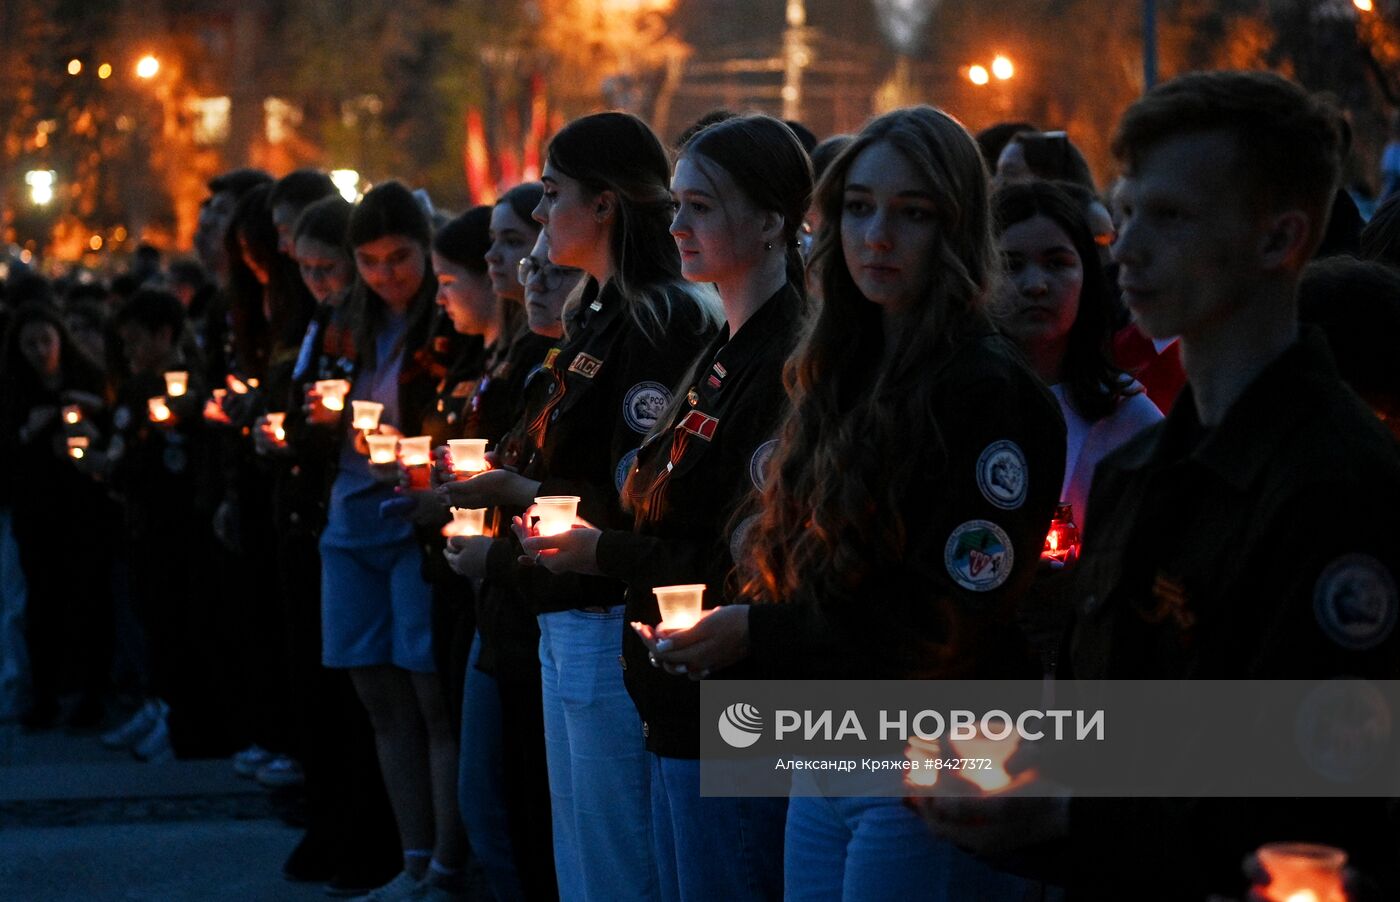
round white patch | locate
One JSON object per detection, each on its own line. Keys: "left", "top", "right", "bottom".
{"left": 1313, "top": 554, "right": 1398, "bottom": 651}
{"left": 623, "top": 381, "right": 670, "bottom": 434}
{"left": 944, "top": 519, "right": 1015, "bottom": 592}
{"left": 976, "top": 440, "right": 1028, "bottom": 511}
{"left": 749, "top": 439, "right": 779, "bottom": 491}
{"left": 615, "top": 447, "right": 640, "bottom": 493}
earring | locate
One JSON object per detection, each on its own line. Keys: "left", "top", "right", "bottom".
{"left": 764, "top": 241, "right": 773, "bottom": 251}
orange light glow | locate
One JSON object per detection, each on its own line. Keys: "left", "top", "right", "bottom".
{"left": 968, "top": 65, "right": 990, "bottom": 85}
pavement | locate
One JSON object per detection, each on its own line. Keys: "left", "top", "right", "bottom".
{"left": 0, "top": 720, "right": 344, "bottom": 902}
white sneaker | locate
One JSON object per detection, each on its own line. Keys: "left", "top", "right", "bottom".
{"left": 346, "top": 871, "right": 423, "bottom": 902}
{"left": 132, "top": 713, "right": 173, "bottom": 762}
{"left": 100, "top": 700, "right": 167, "bottom": 749}
{"left": 232, "top": 743, "right": 274, "bottom": 777}
{"left": 255, "top": 755, "right": 305, "bottom": 788}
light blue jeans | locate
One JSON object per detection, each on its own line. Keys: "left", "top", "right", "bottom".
{"left": 458, "top": 632, "right": 520, "bottom": 901}
{"left": 539, "top": 607, "right": 658, "bottom": 902}
{"left": 784, "top": 787, "right": 1047, "bottom": 902}
{"left": 650, "top": 755, "right": 786, "bottom": 902}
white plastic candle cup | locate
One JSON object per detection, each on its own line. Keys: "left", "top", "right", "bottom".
{"left": 653, "top": 584, "right": 705, "bottom": 631}
{"left": 163, "top": 370, "right": 189, "bottom": 397}
{"left": 67, "top": 435, "right": 89, "bottom": 459}
{"left": 448, "top": 438, "right": 489, "bottom": 477}
{"left": 265, "top": 412, "right": 286, "bottom": 442}
{"left": 1256, "top": 843, "right": 1347, "bottom": 902}
{"left": 366, "top": 434, "right": 399, "bottom": 465}
{"left": 445, "top": 506, "right": 487, "bottom": 538}
{"left": 533, "top": 496, "right": 580, "bottom": 537}
{"left": 148, "top": 396, "right": 172, "bottom": 422}
{"left": 351, "top": 400, "right": 384, "bottom": 431}
{"left": 227, "top": 375, "right": 249, "bottom": 395}
{"left": 948, "top": 722, "right": 1020, "bottom": 793}
{"left": 212, "top": 388, "right": 227, "bottom": 402}
{"left": 904, "top": 736, "right": 942, "bottom": 788}
{"left": 315, "top": 379, "right": 351, "bottom": 411}
{"left": 62, "top": 404, "right": 83, "bottom": 425}
{"left": 401, "top": 436, "right": 433, "bottom": 488}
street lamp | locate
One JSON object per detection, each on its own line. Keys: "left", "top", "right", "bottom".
{"left": 25, "top": 170, "right": 56, "bottom": 206}
{"left": 968, "top": 65, "right": 990, "bottom": 86}
{"left": 1355, "top": 0, "right": 1374, "bottom": 11}
{"left": 331, "top": 170, "right": 361, "bottom": 202}
{"left": 67, "top": 59, "right": 82, "bottom": 76}
{"left": 136, "top": 55, "right": 160, "bottom": 79}
{"left": 97, "top": 63, "right": 112, "bottom": 79}
{"left": 991, "top": 55, "right": 1014, "bottom": 80}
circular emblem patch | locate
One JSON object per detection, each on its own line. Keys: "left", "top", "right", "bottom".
{"left": 749, "top": 439, "right": 779, "bottom": 491}
{"left": 615, "top": 447, "right": 640, "bottom": 493}
{"left": 623, "top": 381, "right": 671, "bottom": 434}
{"left": 1293, "top": 678, "right": 1393, "bottom": 785}
{"left": 944, "top": 520, "right": 1015, "bottom": 592}
{"left": 1313, "top": 554, "right": 1398, "bottom": 651}
{"left": 976, "top": 440, "right": 1028, "bottom": 511}
{"left": 729, "top": 514, "right": 759, "bottom": 567}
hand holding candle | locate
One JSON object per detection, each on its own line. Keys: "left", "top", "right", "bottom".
{"left": 654, "top": 584, "right": 706, "bottom": 631}
{"left": 148, "top": 396, "right": 172, "bottom": 424}
{"left": 314, "top": 379, "right": 351, "bottom": 412}
{"left": 67, "top": 435, "right": 89, "bottom": 460}
{"left": 442, "top": 506, "right": 487, "bottom": 538}
{"left": 366, "top": 433, "right": 399, "bottom": 465}
{"left": 1255, "top": 843, "right": 1348, "bottom": 902}
{"left": 163, "top": 370, "right": 189, "bottom": 398}
{"left": 531, "top": 496, "right": 581, "bottom": 537}
{"left": 351, "top": 400, "right": 383, "bottom": 431}
{"left": 399, "top": 436, "right": 433, "bottom": 489}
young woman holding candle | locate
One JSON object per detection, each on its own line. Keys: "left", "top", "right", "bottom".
{"left": 520, "top": 113, "right": 811, "bottom": 902}
{"left": 440, "top": 111, "right": 721, "bottom": 902}
{"left": 0, "top": 303, "right": 112, "bottom": 729}
{"left": 315, "top": 181, "right": 469, "bottom": 900}
{"left": 646, "top": 107, "right": 1067, "bottom": 901}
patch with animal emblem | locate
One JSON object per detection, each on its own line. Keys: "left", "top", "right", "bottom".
{"left": 1313, "top": 554, "right": 1398, "bottom": 651}
{"left": 568, "top": 353, "right": 603, "bottom": 379}
{"left": 749, "top": 439, "right": 779, "bottom": 490}
{"left": 623, "top": 381, "right": 670, "bottom": 434}
{"left": 975, "top": 440, "right": 1029, "bottom": 510}
{"left": 615, "top": 447, "right": 640, "bottom": 493}
{"left": 944, "top": 520, "right": 1015, "bottom": 592}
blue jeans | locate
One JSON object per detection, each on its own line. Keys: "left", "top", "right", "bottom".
{"left": 539, "top": 608, "right": 657, "bottom": 902}
{"left": 650, "top": 755, "right": 786, "bottom": 902}
{"left": 458, "top": 632, "right": 520, "bottom": 901}
{"left": 784, "top": 789, "right": 1044, "bottom": 902}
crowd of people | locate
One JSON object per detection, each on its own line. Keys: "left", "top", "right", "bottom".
{"left": 1, "top": 68, "right": 1399, "bottom": 902}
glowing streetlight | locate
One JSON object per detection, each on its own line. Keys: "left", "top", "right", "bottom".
{"left": 968, "top": 65, "right": 990, "bottom": 86}
{"left": 67, "top": 59, "right": 82, "bottom": 76}
{"left": 136, "top": 55, "right": 160, "bottom": 79}
{"left": 25, "top": 170, "right": 56, "bottom": 205}
{"left": 97, "top": 63, "right": 112, "bottom": 79}
{"left": 1355, "top": 0, "right": 1374, "bottom": 11}
{"left": 992, "top": 55, "right": 1014, "bottom": 80}
{"left": 89, "top": 235, "right": 104, "bottom": 251}
{"left": 331, "top": 169, "right": 361, "bottom": 202}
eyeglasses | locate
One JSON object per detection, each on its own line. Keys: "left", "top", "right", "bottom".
{"left": 517, "top": 256, "right": 582, "bottom": 291}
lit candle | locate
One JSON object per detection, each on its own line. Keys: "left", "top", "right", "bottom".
{"left": 62, "top": 404, "right": 83, "bottom": 425}
{"left": 212, "top": 388, "right": 227, "bottom": 402}
{"left": 448, "top": 438, "right": 489, "bottom": 478}
{"left": 400, "top": 435, "right": 433, "bottom": 489}
{"left": 653, "top": 584, "right": 705, "bottom": 631}
{"left": 533, "top": 496, "right": 581, "bottom": 537}
{"left": 163, "top": 370, "right": 189, "bottom": 397}
{"left": 315, "top": 379, "right": 351, "bottom": 412}
{"left": 148, "top": 396, "right": 172, "bottom": 423}
{"left": 366, "top": 434, "right": 399, "bottom": 465}
{"left": 247, "top": 377, "right": 260, "bottom": 389}
{"left": 1041, "top": 503, "right": 1080, "bottom": 565}
{"left": 1256, "top": 843, "right": 1347, "bottom": 902}
{"left": 265, "top": 412, "right": 286, "bottom": 443}
{"left": 227, "top": 375, "right": 249, "bottom": 395}
{"left": 67, "top": 435, "right": 89, "bottom": 459}
{"left": 351, "top": 400, "right": 384, "bottom": 431}
{"left": 904, "top": 736, "right": 941, "bottom": 788}
{"left": 949, "top": 725, "right": 1020, "bottom": 793}
{"left": 443, "top": 506, "right": 487, "bottom": 538}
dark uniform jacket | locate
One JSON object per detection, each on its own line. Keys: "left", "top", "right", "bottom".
{"left": 745, "top": 329, "right": 1065, "bottom": 681}
{"left": 1062, "top": 328, "right": 1400, "bottom": 899}
{"left": 483, "top": 279, "right": 718, "bottom": 615}
{"left": 597, "top": 283, "right": 800, "bottom": 757}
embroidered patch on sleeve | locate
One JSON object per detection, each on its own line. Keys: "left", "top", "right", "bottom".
{"left": 568, "top": 353, "right": 603, "bottom": 379}
{"left": 749, "top": 439, "right": 779, "bottom": 490}
{"left": 975, "top": 440, "right": 1028, "bottom": 510}
{"left": 623, "top": 381, "right": 671, "bottom": 433}
{"left": 1313, "top": 553, "right": 1398, "bottom": 651}
{"left": 944, "top": 520, "right": 1015, "bottom": 592}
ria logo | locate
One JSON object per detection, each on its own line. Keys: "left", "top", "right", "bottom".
{"left": 718, "top": 703, "right": 764, "bottom": 749}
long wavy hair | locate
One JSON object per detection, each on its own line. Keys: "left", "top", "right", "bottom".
{"left": 992, "top": 180, "right": 1134, "bottom": 422}
{"left": 224, "top": 184, "right": 315, "bottom": 378}
{"left": 546, "top": 112, "right": 720, "bottom": 341}
{"left": 738, "top": 106, "right": 998, "bottom": 607}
